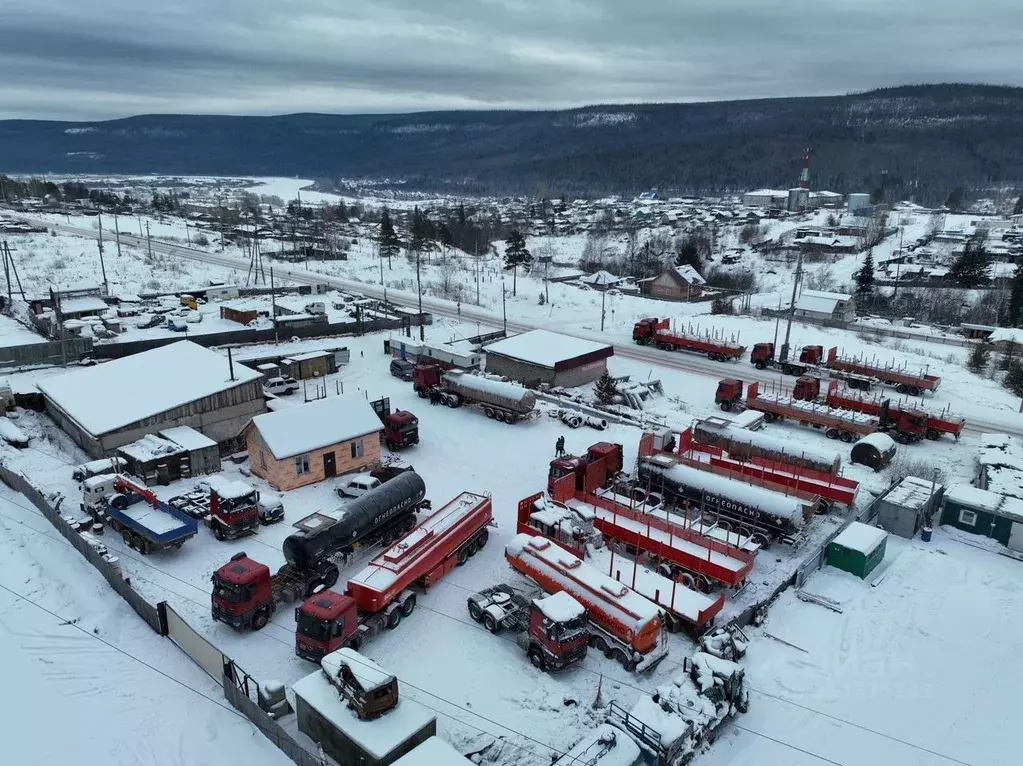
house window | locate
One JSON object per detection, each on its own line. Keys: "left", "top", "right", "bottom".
{"left": 351, "top": 439, "right": 364, "bottom": 459}
{"left": 295, "top": 454, "right": 311, "bottom": 476}
{"left": 958, "top": 509, "right": 978, "bottom": 527}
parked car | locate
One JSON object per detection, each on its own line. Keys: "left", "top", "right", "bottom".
{"left": 167, "top": 316, "right": 190, "bottom": 332}
{"left": 135, "top": 313, "right": 164, "bottom": 329}
{"left": 257, "top": 491, "right": 285, "bottom": 525}
{"left": 184, "top": 310, "right": 203, "bottom": 324}
{"left": 263, "top": 376, "right": 300, "bottom": 396}
{"left": 389, "top": 358, "right": 416, "bottom": 381}
{"left": 336, "top": 473, "right": 382, "bottom": 499}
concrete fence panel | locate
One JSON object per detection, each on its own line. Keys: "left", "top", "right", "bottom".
{"left": 163, "top": 602, "right": 226, "bottom": 685}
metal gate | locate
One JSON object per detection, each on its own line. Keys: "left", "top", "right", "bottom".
{"left": 163, "top": 603, "right": 226, "bottom": 684}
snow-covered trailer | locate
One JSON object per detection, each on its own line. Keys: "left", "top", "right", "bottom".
{"left": 825, "top": 346, "right": 940, "bottom": 396}
{"left": 0, "top": 416, "right": 29, "bottom": 448}
{"left": 692, "top": 419, "right": 842, "bottom": 476}
{"left": 83, "top": 474, "right": 198, "bottom": 554}
{"left": 506, "top": 533, "right": 668, "bottom": 671}
{"left": 413, "top": 366, "right": 536, "bottom": 423}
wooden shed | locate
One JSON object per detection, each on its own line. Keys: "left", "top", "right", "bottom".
{"left": 117, "top": 434, "right": 190, "bottom": 486}
{"left": 827, "top": 522, "right": 887, "bottom": 579}
{"left": 159, "top": 426, "right": 222, "bottom": 476}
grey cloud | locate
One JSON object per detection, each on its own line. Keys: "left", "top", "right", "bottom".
{"left": 0, "top": 0, "right": 1019, "bottom": 119}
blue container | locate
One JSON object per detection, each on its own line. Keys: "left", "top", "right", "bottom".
{"left": 921, "top": 527, "right": 933, "bottom": 542}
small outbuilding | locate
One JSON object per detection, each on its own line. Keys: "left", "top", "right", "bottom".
{"left": 159, "top": 425, "right": 222, "bottom": 476}
{"left": 392, "top": 737, "right": 472, "bottom": 766}
{"left": 281, "top": 350, "right": 337, "bottom": 380}
{"left": 876, "top": 475, "right": 944, "bottom": 539}
{"left": 245, "top": 394, "right": 383, "bottom": 490}
{"left": 484, "top": 329, "right": 613, "bottom": 388}
{"left": 850, "top": 433, "right": 896, "bottom": 471}
{"left": 940, "top": 485, "right": 1023, "bottom": 551}
{"left": 791, "top": 290, "right": 856, "bottom": 323}
{"left": 117, "top": 434, "right": 190, "bottom": 485}
{"left": 827, "top": 522, "right": 887, "bottom": 579}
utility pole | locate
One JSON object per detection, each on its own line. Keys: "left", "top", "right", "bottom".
{"left": 270, "top": 267, "right": 279, "bottom": 345}
{"left": 97, "top": 213, "right": 108, "bottom": 294}
{"left": 218, "top": 194, "right": 226, "bottom": 251}
{"left": 415, "top": 247, "right": 424, "bottom": 341}
{"left": 780, "top": 248, "right": 803, "bottom": 362}
{"left": 475, "top": 241, "right": 481, "bottom": 305}
{"left": 113, "top": 212, "right": 122, "bottom": 258}
{"left": 600, "top": 287, "right": 607, "bottom": 332}
{"left": 502, "top": 279, "right": 508, "bottom": 334}
{"left": 145, "top": 220, "right": 153, "bottom": 262}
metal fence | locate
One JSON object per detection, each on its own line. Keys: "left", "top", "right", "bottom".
{"left": 224, "top": 662, "right": 326, "bottom": 766}
{"left": 0, "top": 337, "right": 94, "bottom": 368}
{"left": 0, "top": 463, "right": 164, "bottom": 634}
{"left": 161, "top": 602, "right": 226, "bottom": 685}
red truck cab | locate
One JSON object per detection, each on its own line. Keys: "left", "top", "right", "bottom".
{"left": 632, "top": 318, "right": 668, "bottom": 344}
{"left": 295, "top": 590, "right": 360, "bottom": 662}
{"left": 412, "top": 364, "right": 442, "bottom": 395}
{"left": 749, "top": 343, "right": 774, "bottom": 366}
{"left": 383, "top": 410, "right": 419, "bottom": 450}
{"left": 211, "top": 553, "right": 272, "bottom": 629}
{"left": 715, "top": 379, "right": 744, "bottom": 410}
{"left": 792, "top": 376, "right": 821, "bottom": 400}
{"left": 209, "top": 485, "right": 260, "bottom": 539}
{"left": 548, "top": 442, "right": 623, "bottom": 495}
{"left": 525, "top": 592, "right": 589, "bottom": 671}
{"left": 800, "top": 345, "right": 824, "bottom": 365}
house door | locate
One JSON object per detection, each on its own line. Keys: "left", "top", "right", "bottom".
{"left": 323, "top": 452, "right": 337, "bottom": 478}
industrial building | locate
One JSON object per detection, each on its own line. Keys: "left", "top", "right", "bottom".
{"left": 483, "top": 330, "right": 613, "bottom": 388}
{"left": 38, "top": 340, "right": 265, "bottom": 458}
{"left": 245, "top": 394, "right": 383, "bottom": 490}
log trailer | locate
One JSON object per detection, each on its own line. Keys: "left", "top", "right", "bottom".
{"left": 518, "top": 494, "right": 728, "bottom": 633}
{"left": 547, "top": 442, "right": 624, "bottom": 496}
{"left": 823, "top": 347, "right": 940, "bottom": 396}
{"left": 637, "top": 453, "right": 815, "bottom": 545}
{"left": 370, "top": 396, "right": 420, "bottom": 450}
{"left": 506, "top": 533, "right": 669, "bottom": 671}
{"left": 692, "top": 418, "right": 842, "bottom": 476}
{"left": 169, "top": 477, "right": 262, "bottom": 540}
{"left": 211, "top": 472, "right": 429, "bottom": 631}
{"left": 804, "top": 379, "right": 965, "bottom": 441}
{"left": 81, "top": 474, "right": 198, "bottom": 554}
{"left": 412, "top": 365, "right": 536, "bottom": 423}
{"left": 466, "top": 586, "right": 589, "bottom": 671}
{"left": 749, "top": 342, "right": 875, "bottom": 390}
{"left": 633, "top": 318, "right": 745, "bottom": 362}
{"left": 293, "top": 492, "right": 493, "bottom": 662}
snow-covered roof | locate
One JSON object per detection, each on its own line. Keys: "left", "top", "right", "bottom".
{"left": 832, "top": 522, "right": 886, "bottom": 555}
{"left": 580, "top": 270, "right": 622, "bottom": 286}
{"left": 883, "top": 476, "right": 941, "bottom": 510}
{"left": 854, "top": 433, "right": 896, "bottom": 452}
{"left": 671, "top": 265, "right": 706, "bottom": 286}
{"left": 60, "top": 296, "right": 109, "bottom": 314}
{"left": 159, "top": 426, "right": 217, "bottom": 452}
{"left": 485, "top": 330, "right": 612, "bottom": 368}
{"left": 118, "top": 434, "right": 184, "bottom": 462}
{"left": 392, "top": 737, "right": 471, "bottom": 766}
{"left": 945, "top": 485, "right": 1003, "bottom": 513}
{"left": 250, "top": 394, "right": 382, "bottom": 460}
{"left": 322, "top": 648, "right": 393, "bottom": 691}
{"left": 794, "top": 289, "right": 853, "bottom": 315}
{"left": 534, "top": 591, "right": 585, "bottom": 623}
{"left": 988, "top": 327, "right": 1023, "bottom": 345}
{"left": 37, "top": 341, "right": 262, "bottom": 436}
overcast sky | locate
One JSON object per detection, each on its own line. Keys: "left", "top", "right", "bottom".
{"left": 1, "top": 0, "right": 1019, "bottom": 121}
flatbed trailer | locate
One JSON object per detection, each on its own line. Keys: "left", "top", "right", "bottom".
{"left": 566, "top": 493, "right": 755, "bottom": 590}
{"left": 749, "top": 342, "right": 876, "bottom": 390}
{"left": 633, "top": 318, "right": 745, "bottom": 362}
{"left": 85, "top": 475, "right": 198, "bottom": 554}
{"left": 690, "top": 420, "right": 843, "bottom": 476}
{"left": 824, "top": 347, "right": 940, "bottom": 396}
{"left": 820, "top": 380, "right": 964, "bottom": 440}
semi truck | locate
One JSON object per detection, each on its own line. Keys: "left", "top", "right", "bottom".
{"left": 547, "top": 442, "right": 624, "bottom": 496}
{"left": 637, "top": 453, "right": 814, "bottom": 545}
{"left": 822, "top": 347, "right": 940, "bottom": 396}
{"left": 749, "top": 342, "right": 875, "bottom": 389}
{"left": 211, "top": 472, "right": 429, "bottom": 630}
{"left": 81, "top": 474, "right": 198, "bottom": 554}
{"left": 169, "top": 477, "right": 263, "bottom": 540}
{"left": 518, "top": 495, "right": 728, "bottom": 632}
{"left": 807, "top": 379, "right": 965, "bottom": 441}
{"left": 506, "top": 533, "right": 669, "bottom": 672}
{"left": 412, "top": 365, "right": 536, "bottom": 423}
{"left": 293, "top": 492, "right": 493, "bottom": 661}
{"left": 369, "top": 397, "right": 420, "bottom": 450}
{"left": 632, "top": 318, "right": 744, "bottom": 362}
{"left": 466, "top": 586, "right": 589, "bottom": 671}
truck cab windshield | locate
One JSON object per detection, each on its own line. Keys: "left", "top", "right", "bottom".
{"left": 552, "top": 616, "right": 588, "bottom": 642}
{"left": 212, "top": 578, "right": 253, "bottom": 604}
{"left": 296, "top": 612, "right": 331, "bottom": 641}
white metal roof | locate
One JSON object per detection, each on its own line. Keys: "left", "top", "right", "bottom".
{"left": 60, "top": 296, "right": 109, "bottom": 314}
{"left": 250, "top": 394, "right": 382, "bottom": 459}
{"left": 159, "top": 426, "right": 217, "bottom": 451}
{"left": 671, "top": 265, "right": 706, "bottom": 286}
{"left": 37, "top": 341, "right": 262, "bottom": 436}
{"left": 794, "top": 289, "right": 853, "bottom": 315}
{"left": 485, "top": 329, "right": 612, "bottom": 368}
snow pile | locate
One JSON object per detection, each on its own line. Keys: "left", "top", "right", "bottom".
{"left": 552, "top": 725, "right": 640, "bottom": 766}
{"left": 391, "top": 736, "right": 471, "bottom": 765}
{"left": 119, "top": 434, "right": 183, "bottom": 461}
{"left": 159, "top": 425, "right": 217, "bottom": 451}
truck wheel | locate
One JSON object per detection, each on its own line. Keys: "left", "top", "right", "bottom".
{"left": 754, "top": 361, "right": 766, "bottom": 370}
{"left": 387, "top": 609, "right": 402, "bottom": 629}
{"left": 121, "top": 530, "right": 133, "bottom": 547}
{"left": 926, "top": 428, "right": 940, "bottom": 441}
{"left": 323, "top": 565, "right": 339, "bottom": 589}
{"left": 456, "top": 547, "right": 469, "bottom": 566}
{"left": 825, "top": 428, "right": 839, "bottom": 440}
{"left": 589, "top": 635, "right": 607, "bottom": 654}
{"left": 475, "top": 529, "right": 489, "bottom": 551}
{"left": 484, "top": 407, "right": 495, "bottom": 418}
{"left": 416, "top": 389, "right": 426, "bottom": 399}
{"left": 719, "top": 401, "right": 732, "bottom": 412}
{"left": 603, "top": 644, "right": 616, "bottom": 660}
{"left": 840, "top": 432, "right": 853, "bottom": 443}
{"left": 752, "top": 532, "right": 771, "bottom": 548}
{"left": 386, "top": 440, "right": 396, "bottom": 450}
{"left": 305, "top": 578, "right": 325, "bottom": 598}
{"left": 138, "top": 537, "right": 152, "bottom": 555}
{"left": 896, "top": 384, "right": 909, "bottom": 394}
{"left": 468, "top": 602, "right": 484, "bottom": 623}
{"left": 528, "top": 647, "right": 548, "bottom": 671}
{"left": 213, "top": 524, "right": 225, "bottom": 541}
{"left": 483, "top": 612, "right": 499, "bottom": 633}
{"left": 252, "top": 609, "right": 269, "bottom": 631}
{"left": 909, "top": 386, "right": 921, "bottom": 397}
{"left": 402, "top": 595, "right": 416, "bottom": 617}
{"left": 446, "top": 396, "right": 459, "bottom": 408}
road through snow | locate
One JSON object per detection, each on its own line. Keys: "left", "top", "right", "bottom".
{"left": 28, "top": 218, "right": 1023, "bottom": 439}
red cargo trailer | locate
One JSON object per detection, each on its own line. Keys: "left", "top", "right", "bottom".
{"left": 820, "top": 380, "right": 964, "bottom": 441}
{"left": 824, "top": 347, "right": 940, "bottom": 396}
{"left": 633, "top": 318, "right": 744, "bottom": 362}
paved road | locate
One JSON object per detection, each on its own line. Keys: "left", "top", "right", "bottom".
{"left": 32, "top": 217, "right": 1023, "bottom": 439}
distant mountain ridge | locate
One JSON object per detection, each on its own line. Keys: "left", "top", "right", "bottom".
{"left": 1, "top": 84, "right": 1021, "bottom": 202}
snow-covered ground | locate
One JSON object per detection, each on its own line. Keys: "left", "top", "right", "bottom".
{"left": 702, "top": 529, "right": 1023, "bottom": 766}
{"left": 0, "top": 483, "right": 293, "bottom": 766}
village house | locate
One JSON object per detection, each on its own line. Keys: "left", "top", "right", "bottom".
{"left": 641, "top": 265, "right": 706, "bottom": 300}
{"left": 245, "top": 395, "right": 383, "bottom": 490}
{"left": 791, "top": 289, "right": 857, "bottom": 323}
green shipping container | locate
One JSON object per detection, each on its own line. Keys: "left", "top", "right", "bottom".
{"left": 827, "top": 522, "right": 887, "bottom": 579}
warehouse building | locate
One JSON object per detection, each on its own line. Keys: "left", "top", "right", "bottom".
{"left": 38, "top": 340, "right": 265, "bottom": 459}
{"left": 483, "top": 330, "right": 613, "bottom": 388}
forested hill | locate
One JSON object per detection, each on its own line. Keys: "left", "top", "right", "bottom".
{"left": 1, "top": 84, "right": 1021, "bottom": 202}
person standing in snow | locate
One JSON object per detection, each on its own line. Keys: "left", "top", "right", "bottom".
{"left": 555, "top": 435, "right": 566, "bottom": 456}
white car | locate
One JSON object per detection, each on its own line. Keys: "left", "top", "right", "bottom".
{"left": 336, "top": 473, "right": 381, "bottom": 499}
{"left": 263, "top": 376, "right": 300, "bottom": 396}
